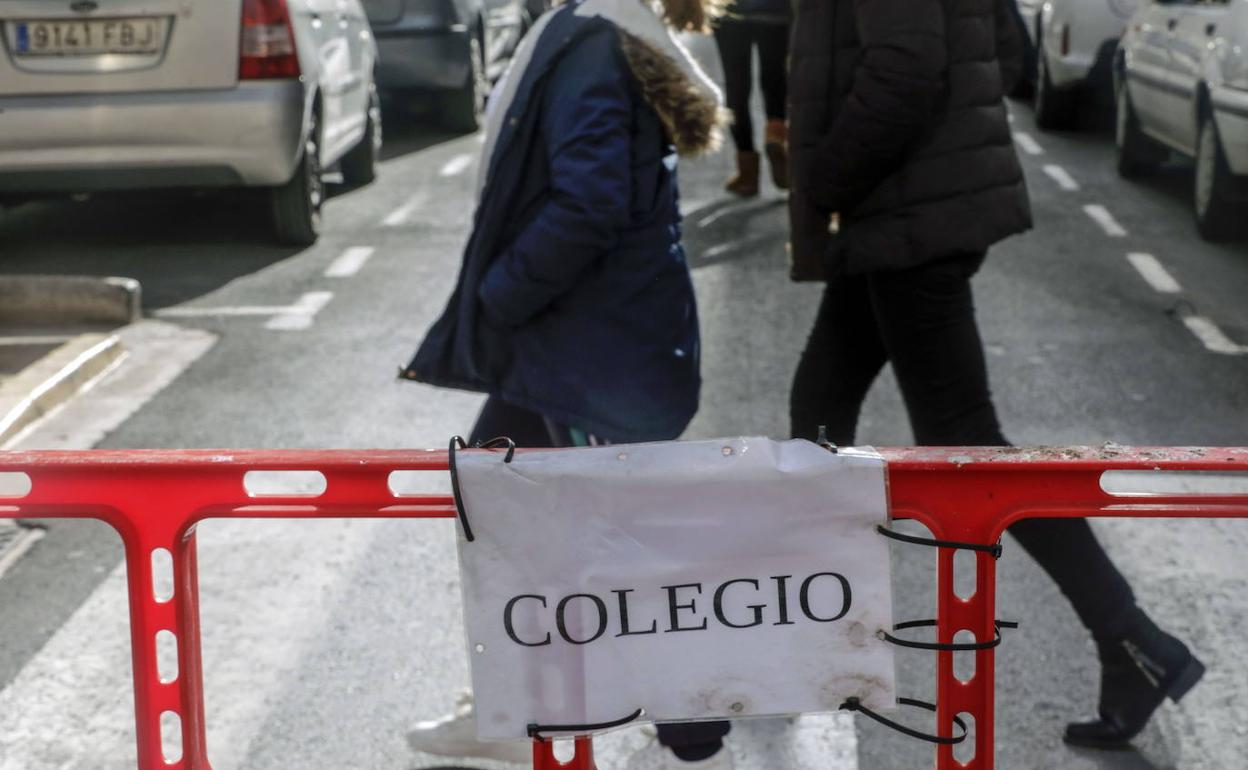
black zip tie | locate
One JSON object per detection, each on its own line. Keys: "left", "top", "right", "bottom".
{"left": 877, "top": 619, "right": 1020, "bottom": 652}
{"left": 448, "top": 436, "right": 474, "bottom": 542}
{"left": 527, "top": 708, "right": 645, "bottom": 740}
{"left": 875, "top": 523, "right": 1003, "bottom": 559}
{"left": 840, "top": 697, "right": 967, "bottom": 746}
{"left": 448, "top": 435, "right": 518, "bottom": 543}
{"left": 474, "top": 436, "right": 517, "bottom": 463}
{"left": 816, "top": 425, "right": 838, "bottom": 453}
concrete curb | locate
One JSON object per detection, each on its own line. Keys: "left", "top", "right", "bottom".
{"left": 0, "top": 334, "right": 126, "bottom": 447}
{"left": 0, "top": 276, "right": 141, "bottom": 326}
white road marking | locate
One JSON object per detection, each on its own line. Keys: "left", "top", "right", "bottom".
{"left": 1013, "top": 131, "right": 1044, "bottom": 155}
{"left": 0, "top": 321, "right": 216, "bottom": 452}
{"left": 324, "top": 246, "right": 375, "bottom": 278}
{"left": 156, "top": 305, "right": 300, "bottom": 318}
{"left": 155, "top": 292, "right": 334, "bottom": 329}
{"left": 1126, "top": 253, "right": 1182, "bottom": 294}
{"left": 703, "top": 243, "right": 735, "bottom": 259}
{"left": 0, "top": 523, "right": 43, "bottom": 581}
{"left": 438, "top": 153, "right": 474, "bottom": 178}
{"left": 697, "top": 200, "right": 763, "bottom": 229}
{"left": 382, "top": 191, "right": 429, "bottom": 226}
{"left": 1042, "top": 164, "right": 1080, "bottom": 191}
{"left": 264, "top": 291, "right": 334, "bottom": 331}
{"left": 1083, "top": 204, "right": 1128, "bottom": 237}
{"left": 1182, "top": 315, "right": 1248, "bottom": 355}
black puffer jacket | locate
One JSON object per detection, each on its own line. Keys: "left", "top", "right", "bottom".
{"left": 788, "top": 0, "right": 1032, "bottom": 279}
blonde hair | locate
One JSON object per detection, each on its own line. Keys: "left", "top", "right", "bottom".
{"left": 657, "top": 0, "right": 726, "bottom": 32}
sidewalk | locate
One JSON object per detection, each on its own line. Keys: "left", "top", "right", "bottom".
{"left": 0, "top": 275, "right": 140, "bottom": 576}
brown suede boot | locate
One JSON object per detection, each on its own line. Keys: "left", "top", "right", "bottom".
{"left": 725, "top": 151, "right": 760, "bottom": 197}
{"left": 764, "top": 119, "right": 789, "bottom": 190}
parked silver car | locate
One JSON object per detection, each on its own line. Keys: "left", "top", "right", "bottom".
{"left": 0, "top": 0, "right": 381, "bottom": 245}
{"left": 364, "top": 0, "right": 530, "bottom": 131}
{"left": 1016, "top": 0, "right": 1144, "bottom": 128}
{"left": 1118, "top": 0, "right": 1248, "bottom": 239}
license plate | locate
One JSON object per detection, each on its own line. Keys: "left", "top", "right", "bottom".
{"left": 13, "top": 17, "right": 166, "bottom": 57}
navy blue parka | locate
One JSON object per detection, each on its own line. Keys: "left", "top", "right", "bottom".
{"left": 402, "top": 3, "right": 700, "bottom": 443}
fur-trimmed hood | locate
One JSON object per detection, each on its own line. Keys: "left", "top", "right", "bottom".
{"left": 617, "top": 28, "right": 725, "bottom": 157}
{"left": 478, "top": 0, "right": 723, "bottom": 195}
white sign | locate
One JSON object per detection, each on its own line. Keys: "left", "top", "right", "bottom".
{"left": 454, "top": 438, "right": 895, "bottom": 740}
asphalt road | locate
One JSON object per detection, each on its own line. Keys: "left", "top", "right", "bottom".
{"left": 1, "top": 34, "right": 1247, "bottom": 770}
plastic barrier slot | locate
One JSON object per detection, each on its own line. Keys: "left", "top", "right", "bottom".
{"left": 953, "top": 631, "right": 976, "bottom": 683}
{"left": 151, "top": 548, "right": 174, "bottom": 603}
{"left": 0, "top": 471, "right": 31, "bottom": 497}
{"left": 1101, "top": 470, "right": 1248, "bottom": 496}
{"left": 242, "top": 470, "right": 327, "bottom": 497}
{"left": 161, "top": 711, "right": 183, "bottom": 764}
{"left": 156, "top": 630, "right": 178, "bottom": 684}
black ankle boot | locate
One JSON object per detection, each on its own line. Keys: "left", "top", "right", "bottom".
{"left": 1064, "top": 610, "right": 1205, "bottom": 748}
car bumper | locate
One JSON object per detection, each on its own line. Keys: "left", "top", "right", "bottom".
{"left": 374, "top": 24, "right": 471, "bottom": 92}
{"left": 1213, "top": 87, "right": 1248, "bottom": 176}
{"left": 0, "top": 81, "right": 305, "bottom": 193}
{"left": 1048, "top": 38, "right": 1118, "bottom": 90}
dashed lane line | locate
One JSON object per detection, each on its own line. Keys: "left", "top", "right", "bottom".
{"left": 1181, "top": 315, "right": 1248, "bottom": 355}
{"left": 438, "top": 153, "right": 474, "bottom": 177}
{"left": 1012, "top": 131, "right": 1044, "bottom": 155}
{"left": 1126, "top": 252, "right": 1182, "bottom": 294}
{"left": 382, "top": 191, "right": 429, "bottom": 227}
{"left": 1042, "top": 164, "right": 1080, "bottom": 191}
{"left": 264, "top": 291, "right": 334, "bottom": 331}
{"left": 324, "top": 246, "right": 375, "bottom": 278}
{"left": 1083, "top": 204, "right": 1128, "bottom": 237}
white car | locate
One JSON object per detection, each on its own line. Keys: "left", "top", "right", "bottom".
{"left": 1117, "top": 0, "right": 1248, "bottom": 239}
{"left": 1018, "top": 0, "right": 1145, "bottom": 128}
{"left": 0, "top": 0, "right": 381, "bottom": 245}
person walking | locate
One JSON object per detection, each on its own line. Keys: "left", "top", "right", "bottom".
{"left": 400, "top": 0, "right": 733, "bottom": 767}
{"left": 712, "top": 0, "right": 790, "bottom": 196}
{"left": 785, "top": 0, "right": 1204, "bottom": 749}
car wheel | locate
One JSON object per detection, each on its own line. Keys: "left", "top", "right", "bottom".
{"left": 341, "top": 84, "right": 381, "bottom": 187}
{"left": 441, "top": 34, "right": 487, "bottom": 133}
{"left": 1034, "top": 39, "right": 1075, "bottom": 130}
{"left": 1115, "top": 79, "right": 1166, "bottom": 179}
{"left": 1193, "top": 109, "right": 1240, "bottom": 241}
{"left": 269, "top": 112, "right": 324, "bottom": 247}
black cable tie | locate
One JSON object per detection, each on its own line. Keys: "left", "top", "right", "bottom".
{"left": 448, "top": 436, "right": 474, "bottom": 542}
{"left": 839, "top": 697, "right": 967, "bottom": 746}
{"left": 474, "top": 436, "right": 517, "bottom": 463}
{"left": 816, "top": 425, "right": 838, "bottom": 453}
{"left": 875, "top": 523, "right": 1003, "bottom": 559}
{"left": 877, "top": 619, "right": 1020, "bottom": 652}
{"left": 527, "top": 708, "right": 645, "bottom": 740}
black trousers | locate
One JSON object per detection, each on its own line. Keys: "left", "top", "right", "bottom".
{"left": 713, "top": 18, "right": 789, "bottom": 152}
{"left": 789, "top": 253, "right": 1136, "bottom": 639}
{"left": 469, "top": 397, "right": 733, "bottom": 757}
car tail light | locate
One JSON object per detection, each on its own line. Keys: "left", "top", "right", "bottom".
{"left": 240, "top": 0, "right": 300, "bottom": 79}
{"left": 1060, "top": 24, "right": 1071, "bottom": 57}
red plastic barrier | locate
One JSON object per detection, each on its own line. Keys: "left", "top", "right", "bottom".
{"left": 1, "top": 446, "right": 1246, "bottom": 770}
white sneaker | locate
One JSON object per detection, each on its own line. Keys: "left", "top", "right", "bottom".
{"left": 626, "top": 740, "right": 735, "bottom": 770}
{"left": 406, "top": 690, "right": 532, "bottom": 764}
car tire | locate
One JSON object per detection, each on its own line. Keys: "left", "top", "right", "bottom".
{"left": 1115, "top": 79, "right": 1166, "bottom": 179}
{"left": 1034, "top": 40, "right": 1075, "bottom": 130}
{"left": 441, "top": 34, "right": 487, "bottom": 134}
{"left": 269, "top": 112, "right": 324, "bottom": 247}
{"left": 341, "top": 84, "right": 382, "bottom": 187}
{"left": 1193, "top": 109, "right": 1240, "bottom": 242}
